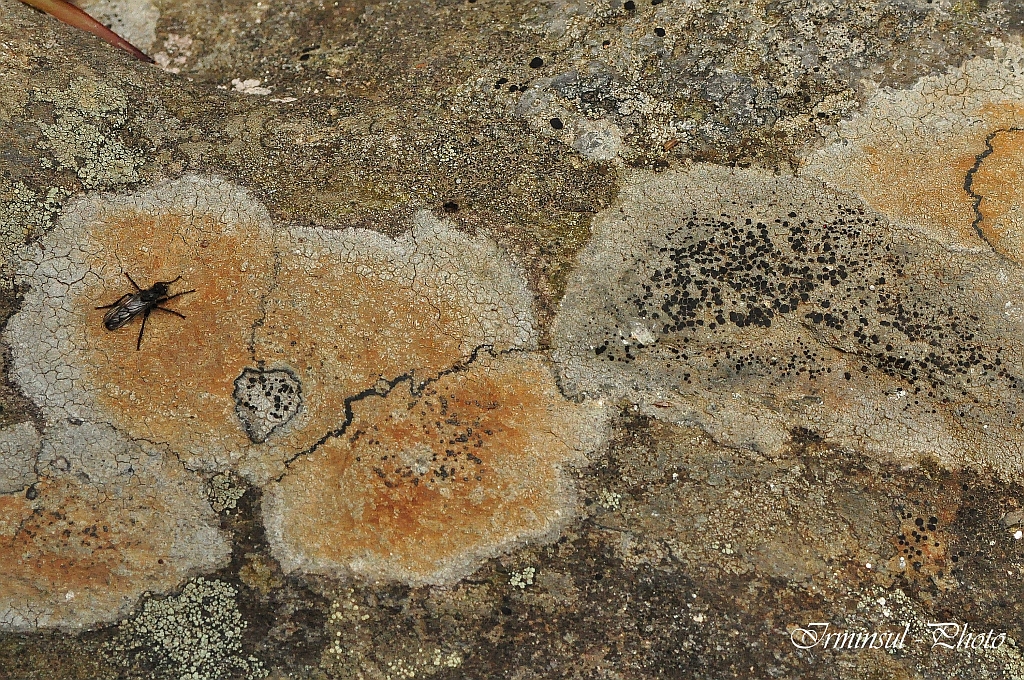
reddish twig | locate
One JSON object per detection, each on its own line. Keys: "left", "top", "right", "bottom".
{"left": 19, "top": 0, "right": 155, "bottom": 63}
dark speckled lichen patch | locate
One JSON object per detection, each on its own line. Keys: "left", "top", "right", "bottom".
{"left": 233, "top": 368, "right": 303, "bottom": 444}
{"left": 554, "top": 165, "right": 1024, "bottom": 476}
{"left": 611, "top": 190, "right": 1021, "bottom": 400}
{"left": 263, "top": 351, "right": 606, "bottom": 586}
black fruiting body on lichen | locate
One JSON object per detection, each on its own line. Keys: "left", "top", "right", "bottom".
{"left": 592, "top": 203, "right": 1021, "bottom": 406}
{"left": 629, "top": 209, "right": 862, "bottom": 335}
{"left": 233, "top": 368, "right": 303, "bottom": 443}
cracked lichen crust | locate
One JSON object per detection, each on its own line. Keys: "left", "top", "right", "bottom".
{"left": 0, "top": 422, "right": 40, "bottom": 495}
{"left": 0, "top": 421, "right": 229, "bottom": 631}
{"left": 552, "top": 165, "right": 1024, "bottom": 477}
{"left": 4, "top": 177, "right": 539, "bottom": 481}
{"left": 263, "top": 351, "right": 606, "bottom": 586}
{"left": 4, "top": 174, "right": 277, "bottom": 474}
{"left": 0, "top": 181, "right": 69, "bottom": 291}
{"left": 266, "top": 209, "right": 537, "bottom": 367}
{"left": 802, "top": 41, "right": 1024, "bottom": 260}
{"left": 250, "top": 210, "right": 538, "bottom": 476}
{"left": 3, "top": 172, "right": 597, "bottom": 600}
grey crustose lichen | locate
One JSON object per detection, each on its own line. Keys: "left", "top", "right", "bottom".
{"left": 233, "top": 367, "right": 303, "bottom": 443}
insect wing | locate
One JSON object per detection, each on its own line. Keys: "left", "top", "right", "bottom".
{"left": 102, "top": 293, "right": 147, "bottom": 330}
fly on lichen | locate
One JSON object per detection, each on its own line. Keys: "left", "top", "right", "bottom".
{"left": 96, "top": 273, "right": 194, "bottom": 350}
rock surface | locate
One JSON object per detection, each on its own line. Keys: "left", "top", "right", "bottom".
{"left": 2, "top": 0, "right": 1024, "bottom": 677}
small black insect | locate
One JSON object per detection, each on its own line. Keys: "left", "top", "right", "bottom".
{"left": 95, "top": 273, "right": 195, "bottom": 350}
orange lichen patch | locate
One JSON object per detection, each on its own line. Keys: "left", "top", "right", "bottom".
{"left": 970, "top": 129, "right": 1024, "bottom": 261}
{"left": 0, "top": 481, "right": 157, "bottom": 626}
{"left": 256, "top": 268, "right": 466, "bottom": 455}
{"left": 0, "top": 436, "right": 228, "bottom": 630}
{"left": 264, "top": 352, "right": 604, "bottom": 585}
{"left": 801, "top": 45, "right": 1024, "bottom": 248}
{"left": 3, "top": 176, "right": 573, "bottom": 619}
{"left": 265, "top": 263, "right": 467, "bottom": 387}
{"left": 825, "top": 140, "right": 988, "bottom": 245}
{"left": 78, "top": 210, "right": 273, "bottom": 463}
{"left": 6, "top": 175, "right": 276, "bottom": 471}
{"left": 252, "top": 219, "right": 535, "bottom": 462}
{"left": 7, "top": 185, "right": 538, "bottom": 481}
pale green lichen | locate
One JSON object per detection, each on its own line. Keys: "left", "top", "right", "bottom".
{"left": 207, "top": 473, "right": 245, "bottom": 513}
{"left": 0, "top": 181, "right": 68, "bottom": 288}
{"left": 108, "top": 578, "right": 266, "bottom": 680}
{"left": 325, "top": 593, "right": 464, "bottom": 677}
{"left": 597, "top": 489, "right": 622, "bottom": 510}
{"left": 509, "top": 566, "right": 536, "bottom": 589}
{"left": 34, "top": 79, "right": 143, "bottom": 190}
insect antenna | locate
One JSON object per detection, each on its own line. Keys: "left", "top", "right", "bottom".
{"left": 153, "top": 307, "right": 187, "bottom": 319}
{"left": 162, "top": 289, "right": 197, "bottom": 302}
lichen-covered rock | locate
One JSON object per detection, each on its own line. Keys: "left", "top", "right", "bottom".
{"left": 263, "top": 351, "right": 606, "bottom": 585}
{"left": 5, "top": 176, "right": 540, "bottom": 481}
{"left": 250, "top": 210, "right": 538, "bottom": 477}
{"left": 0, "top": 422, "right": 40, "bottom": 495}
{"left": 552, "top": 164, "right": 1024, "bottom": 477}
{"left": 35, "top": 78, "right": 144, "bottom": 191}
{"left": 802, "top": 41, "right": 1024, "bottom": 259}
{"left": 3, "top": 0, "right": 1024, "bottom": 672}
{"left": 0, "top": 182, "right": 68, "bottom": 291}
{"left": 109, "top": 577, "right": 266, "bottom": 680}
{"left": 0, "top": 422, "right": 228, "bottom": 631}
{"left": 2, "top": 171, "right": 605, "bottom": 616}
{"left": 5, "top": 174, "right": 277, "bottom": 474}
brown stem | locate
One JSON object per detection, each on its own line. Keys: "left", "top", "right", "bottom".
{"left": 19, "top": 0, "right": 155, "bottom": 63}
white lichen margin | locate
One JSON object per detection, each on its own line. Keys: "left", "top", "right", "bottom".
{"left": 0, "top": 422, "right": 40, "bottom": 495}
{"left": 5, "top": 174, "right": 274, "bottom": 426}
{"left": 0, "top": 176, "right": 264, "bottom": 631}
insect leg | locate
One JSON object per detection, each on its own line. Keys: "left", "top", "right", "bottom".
{"left": 161, "top": 289, "right": 196, "bottom": 301}
{"left": 153, "top": 306, "right": 187, "bottom": 319}
{"left": 136, "top": 308, "right": 151, "bottom": 351}
{"left": 124, "top": 272, "right": 143, "bottom": 291}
